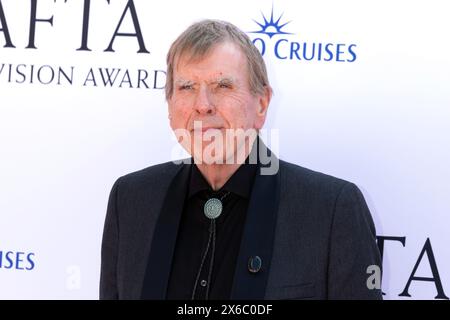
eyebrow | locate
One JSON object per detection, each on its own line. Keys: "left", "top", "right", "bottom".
{"left": 175, "top": 79, "right": 195, "bottom": 87}
{"left": 212, "top": 77, "right": 235, "bottom": 86}
{"left": 174, "top": 76, "right": 236, "bottom": 86}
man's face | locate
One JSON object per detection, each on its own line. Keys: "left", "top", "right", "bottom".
{"left": 168, "top": 41, "right": 270, "bottom": 164}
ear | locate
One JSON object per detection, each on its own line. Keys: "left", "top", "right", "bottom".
{"left": 254, "top": 85, "right": 272, "bottom": 129}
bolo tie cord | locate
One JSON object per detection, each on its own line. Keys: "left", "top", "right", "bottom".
{"left": 191, "top": 191, "right": 229, "bottom": 300}
{"left": 191, "top": 219, "right": 213, "bottom": 300}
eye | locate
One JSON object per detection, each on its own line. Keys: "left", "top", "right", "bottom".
{"left": 218, "top": 82, "right": 232, "bottom": 89}
{"left": 179, "top": 84, "right": 193, "bottom": 90}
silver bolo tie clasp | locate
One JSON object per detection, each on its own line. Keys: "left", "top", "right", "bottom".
{"left": 203, "top": 191, "right": 230, "bottom": 220}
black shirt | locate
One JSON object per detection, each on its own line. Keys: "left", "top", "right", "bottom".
{"left": 166, "top": 161, "right": 258, "bottom": 300}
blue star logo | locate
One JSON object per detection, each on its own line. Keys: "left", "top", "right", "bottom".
{"left": 249, "top": 5, "right": 293, "bottom": 38}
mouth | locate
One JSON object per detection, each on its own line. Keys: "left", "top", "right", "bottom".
{"left": 202, "top": 127, "right": 224, "bottom": 132}
{"left": 190, "top": 127, "right": 224, "bottom": 133}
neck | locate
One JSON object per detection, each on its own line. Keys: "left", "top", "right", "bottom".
{"left": 196, "top": 162, "right": 242, "bottom": 191}
{"left": 194, "top": 136, "right": 258, "bottom": 190}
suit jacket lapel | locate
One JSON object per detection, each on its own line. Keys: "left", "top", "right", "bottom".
{"left": 141, "top": 162, "right": 191, "bottom": 299}
{"left": 230, "top": 145, "right": 281, "bottom": 299}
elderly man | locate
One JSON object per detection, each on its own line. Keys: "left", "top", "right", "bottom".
{"left": 100, "top": 19, "right": 382, "bottom": 300}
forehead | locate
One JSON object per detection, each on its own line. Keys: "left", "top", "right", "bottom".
{"left": 174, "top": 42, "right": 248, "bottom": 80}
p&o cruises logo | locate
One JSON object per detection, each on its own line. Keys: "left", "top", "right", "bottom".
{"left": 248, "top": 6, "right": 357, "bottom": 62}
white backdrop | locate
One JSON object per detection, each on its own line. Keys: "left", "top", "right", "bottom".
{"left": 1, "top": 0, "right": 449, "bottom": 299}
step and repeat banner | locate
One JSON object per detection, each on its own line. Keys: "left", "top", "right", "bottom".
{"left": 0, "top": 0, "right": 449, "bottom": 299}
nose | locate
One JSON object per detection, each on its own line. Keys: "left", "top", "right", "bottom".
{"left": 194, "top": 86, "right": 215, "bottom": 115}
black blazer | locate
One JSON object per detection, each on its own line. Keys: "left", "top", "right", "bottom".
{"left": 100, "top": 154, "right": 382, "bottom": 300}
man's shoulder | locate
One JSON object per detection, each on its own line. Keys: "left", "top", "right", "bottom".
{"left": 279, "top": 159, "right": 349, "bottom": 186}
{"left": 277, "top": 160, "right": 370, "bottom": 229}
{"left": 278, "top": 159, "right": 354, "bottom": 198}
{"left": 115, "top": 159, "right": 188, "bottom": 189}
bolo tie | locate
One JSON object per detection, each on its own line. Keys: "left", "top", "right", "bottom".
{"left": 191, "top": 191, "right": 231, "bottom": 300}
